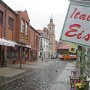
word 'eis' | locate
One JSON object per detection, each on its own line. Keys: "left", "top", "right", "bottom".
{"left": 65, "top": 24, "right": 90, "bottom": 41}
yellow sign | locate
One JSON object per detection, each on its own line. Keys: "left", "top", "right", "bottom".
{"left": 69, "top": 43, "right": 78, "bottom": 53}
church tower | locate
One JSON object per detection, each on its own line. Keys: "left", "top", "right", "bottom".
{"left": 47, "top": 15, "right": 56, "bottom": 58}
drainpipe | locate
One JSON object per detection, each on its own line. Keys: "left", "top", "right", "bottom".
{"left": 3, "top": 7, "right": 7, "bottom": 67}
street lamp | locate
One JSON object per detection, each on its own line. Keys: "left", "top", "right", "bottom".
{"left": 40, "top": 45, "right": 43, "bottom": 62}
{"left": 40, "top": 37, "right": 43, "bottom": 62}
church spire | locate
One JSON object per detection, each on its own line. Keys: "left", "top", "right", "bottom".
{"left": 50, "top": 13, "right": 53, "bottom": 23}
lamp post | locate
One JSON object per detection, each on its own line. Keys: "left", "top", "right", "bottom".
{"left": 41, "top": 45, "right": 43, "bottom": 62}
{"left": 40, "top": 37, "right": 43, "bottom": 62}
{"left": 20, "top": 36, "right": 23, "bottom": 68}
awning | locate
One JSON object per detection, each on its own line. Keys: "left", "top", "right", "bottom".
{"left": 25, "top": 45, "right": 31, "bottom": 48}
{"left": 0, "top": 38, "right": 16, "bottom": 47}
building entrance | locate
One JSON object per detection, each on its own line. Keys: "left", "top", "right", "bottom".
{"left": 0, "top": 45, "right": 1, "bottom": 66}
{"left": 0, "top": 45, "right": 5, "bottom": 67}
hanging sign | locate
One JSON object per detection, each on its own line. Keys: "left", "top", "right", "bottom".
{"left": 60, "top": 2, "right": 90, "bottom": 47}
{"left": 69, "top": 43, "right": 78, "bottom": 53}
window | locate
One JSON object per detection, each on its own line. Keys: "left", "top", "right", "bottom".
{"left": 8, "top": 16, "right": 14, "bottom": 30}
{"left": 34, "top": 35, "right": 38, "bottom": 47}
{"left": 44, "top": 44, "right": 45, "bottom": 48}
{"left": 25, "top": 22, "right": 28, "bottom": 35}
{"left": 0, "top": 11, "right": 3, "bottom": 25}
{"left": 50, "top": 26, "right": 53, "bottom": 33}
{"left": 40, "top": 38, "right": 42, "bottom": 43}
{"left": 41, "top": 33, "right": 43, "bottom": 36}
{"left": 21, "top": 18, "right": 25, "bottom": 33}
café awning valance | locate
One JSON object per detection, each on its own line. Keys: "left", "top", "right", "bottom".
{"left": 0, "top": 38, "right": 16, "bottom": 47}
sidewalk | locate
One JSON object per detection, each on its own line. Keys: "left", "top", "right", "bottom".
{"left": 0, "top": 59, "right": 55, "bottom": 87}
{"left": 50, "top": 61, "right": 77, "bottom": 90}
{"left": 0, "top": 59, "right": 54, "bottom": 77}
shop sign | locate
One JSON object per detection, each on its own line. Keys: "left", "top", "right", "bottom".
{"left": 60, "top": 3, "right": 90, "bottom": 47}
{"left": 69, "top": 43, "right": 78, "bottom": 53}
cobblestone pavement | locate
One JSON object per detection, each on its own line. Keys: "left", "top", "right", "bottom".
{"left": 0, "top": 59, "right": 67, "bottom": 90}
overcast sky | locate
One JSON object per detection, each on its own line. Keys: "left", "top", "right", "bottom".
{"left": 3, "top": 0, "right": 69, "bottom": 41}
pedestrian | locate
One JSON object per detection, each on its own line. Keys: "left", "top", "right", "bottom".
{"left": 42, "top": 57, "right": 43, "bottom": 62}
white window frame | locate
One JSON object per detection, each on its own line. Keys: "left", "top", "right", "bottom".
{"left": 21, "top": 19, "right": 24, "bottom": 33}
{"left": 25, "top": 22, "right": 28, "bottom": 35}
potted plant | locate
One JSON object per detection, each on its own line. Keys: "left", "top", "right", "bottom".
{"left": 75, "top": 80, "right": 88, "bottom": 90}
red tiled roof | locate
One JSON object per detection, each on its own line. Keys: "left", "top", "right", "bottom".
{"left": 57, "top": 43, "right": 70, "bottom": 49}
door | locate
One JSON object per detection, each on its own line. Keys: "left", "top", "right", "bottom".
{"left": 0, "top": 45, "right": 2, "bottom": 66}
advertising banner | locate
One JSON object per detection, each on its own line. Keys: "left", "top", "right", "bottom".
{"left": 60, "top": 3, "right": 90, "bottom": 47}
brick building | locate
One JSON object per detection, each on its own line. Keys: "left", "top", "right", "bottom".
{"left": 14, "top": 10, "right": 31, "bottom": 64}
{"left": 30, "top": 25, "right": 40, "bottom": 62}
{"left": 0, "top": 0, "right": 40, "bottom": 66}
{"left": 0, "top": 1, "right": 17, "bottom": 66}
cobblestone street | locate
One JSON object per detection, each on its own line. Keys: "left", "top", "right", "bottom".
{"left": 0, "top": 59, "right": 67, "bottom": 90}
